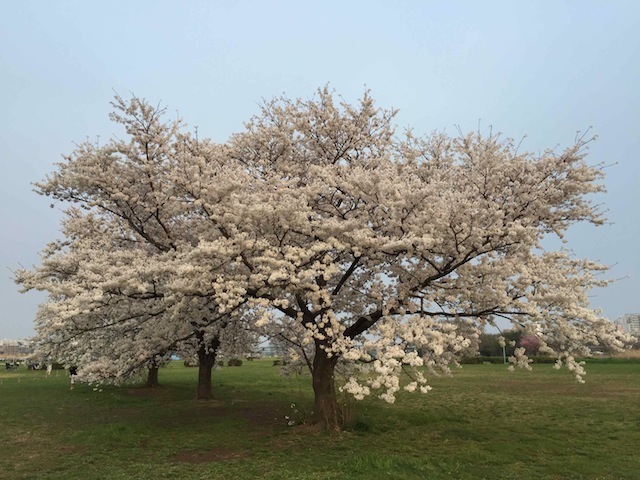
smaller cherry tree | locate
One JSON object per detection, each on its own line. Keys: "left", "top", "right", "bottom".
{"left": 18, "top": 97, "right": 254, "bottom": 398}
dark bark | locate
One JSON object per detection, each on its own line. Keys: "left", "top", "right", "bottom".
{"left": 196, "top": 335, "right": 220, "bottom": 400}
{"left": 146, "top": 365, "right": 160, "bottom": 387}
{"left": 312, "top": 342, "right": 340, "bottom": 429}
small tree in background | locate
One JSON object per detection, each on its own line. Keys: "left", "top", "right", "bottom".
{"left": 519, "top": 334, "right": 542, "bottom": 356}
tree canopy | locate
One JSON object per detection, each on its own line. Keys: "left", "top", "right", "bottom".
{"left": 18, "top": 88, "right": 633, "bottom": 428}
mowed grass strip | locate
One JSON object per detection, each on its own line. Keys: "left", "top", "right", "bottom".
{"left": 0, "top": 360, "right": 638, "bottom": 480}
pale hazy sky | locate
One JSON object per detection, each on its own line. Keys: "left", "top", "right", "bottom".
{"left": 1, "top": 1, "right": 638, "bottom": 339}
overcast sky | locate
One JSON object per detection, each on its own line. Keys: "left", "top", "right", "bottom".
{"left": 1, "top": 1, "right": 638, "bottom": 339}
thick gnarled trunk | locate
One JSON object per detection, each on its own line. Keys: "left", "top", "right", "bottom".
{"left": 196, "top": 335, "right": 220, "bottom": 400}
{"left": 312, "top": 343, "right": 340, "bottom": 429}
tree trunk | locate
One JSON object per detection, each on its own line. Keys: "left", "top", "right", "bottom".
{"left": 196, "top": 336, "right": 220, "bottom": 400}
{"left": 146, "top": 365, "right": 159, "bottom": 387}
{"left": 312, "top": 343, "right": 340, "bottom": 429}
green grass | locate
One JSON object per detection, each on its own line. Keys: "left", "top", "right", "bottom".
{"left": 1, "top": 360, "right": 639, "bottom": 479}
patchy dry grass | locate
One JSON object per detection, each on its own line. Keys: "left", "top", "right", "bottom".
{"left": 0, "top": 360, "right": 639, "bottom": 479}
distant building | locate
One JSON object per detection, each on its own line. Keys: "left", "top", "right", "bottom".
{"left": 0, "top": 339, "right": 33, "bottom": 358}
{"left": 614, "top": 314, "right": 640, "bottom": 336}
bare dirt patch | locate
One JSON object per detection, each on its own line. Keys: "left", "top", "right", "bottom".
{"left": 232, "top": 405, "right": 287, "bottom": 428}
{"left": 172, "top": 447, "right": 246, "bottom": 463}
{"left": 125, "top": 386, "right": 166, "bottom": 397}
{"left": 189, "top": 400, "right": 288, "bottom": 429}
{"left": 56, "top": 444, "right": 87, "bottom": 454}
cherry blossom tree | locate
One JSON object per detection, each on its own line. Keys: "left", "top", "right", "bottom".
{"left": 20, "top": 88, "right": 633, "bottom": 429}
{"left": 18, "top": 97, "right": 252, "bottom": 399}
{"left": 19, "top": 210, "right": 192, "bottom": 389}
{"left": 178, "top": 87, "right": 632, "bottom": 427}
{"left": 519, "top": 334, "right": 541, "bottom": 356}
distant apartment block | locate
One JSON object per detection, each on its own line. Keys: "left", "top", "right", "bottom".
{"left": 614, "top": 314, "right": 640, "bottom": 336}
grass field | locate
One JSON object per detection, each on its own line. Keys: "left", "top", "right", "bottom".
{"left": 1, "top": 359, "right": 638, "bottom": 479}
